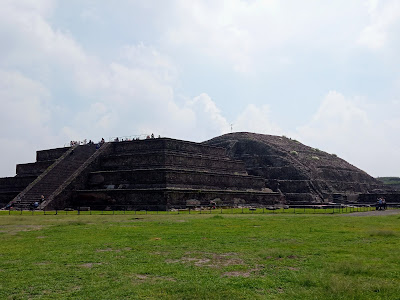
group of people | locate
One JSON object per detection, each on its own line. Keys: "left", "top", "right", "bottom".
{"left": 113, "top": 133, "right": 160, "bottom": 142}
{"left": 70, "top": 139, "right": 96, "bottom": 146}
{"left": 376, "top": 197, "right": 387, "bottom": 210}
{"left": 71, "top": 134, "right": 161, "bottom": 146}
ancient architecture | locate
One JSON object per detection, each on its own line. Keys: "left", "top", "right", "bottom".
{"left": 0, "top": 137, "right": 280, "bottom": 210}
{"left": 1, "top": 132, "right": 398, "bottom": 210}
{"left": 204, "top": 132, "right": 399, "bottom": 204}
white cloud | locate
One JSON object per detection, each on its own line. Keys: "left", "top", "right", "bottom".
{"left": 185, "top": 93, "right": 230, "bottom": 140}
{"left": 1, "top": 0, "right": 400, "bottom": 180}
{"left": 0, "top": 70, "right": 51, "bottom": 138}
{"left": 0, "top": 70, "right": 66, "bottom": 176}
{"left": 163, "top": 1, "right": 373, "bottom": 73}
{"left": 358, "top": 0, "right": 400, "bottom": 49}
{"left": 296, "top": 91, "right": 400, "bottom": 177}
{"left": 234, "top": 104, "right": 282, "bottom": 135}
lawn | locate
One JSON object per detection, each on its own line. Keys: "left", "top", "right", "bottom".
{"left": 0, "top": 212, "right": 399, "bottom": 299}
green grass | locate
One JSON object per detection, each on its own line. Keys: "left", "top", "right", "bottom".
{"left": 1, "top": 213, "right": 399, "bottom": 299}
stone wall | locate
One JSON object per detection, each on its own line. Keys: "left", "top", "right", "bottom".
{"left": 87, "top": 169, "right": 265, "bottom": 191}
{"left": 16, "top": 160, "right": 54, "bottom": 176}
{"left": 0, "top": 176, "right": 37, "bottom": 190}
{"left": 0, "top": 175, "right": 37, "bottom": 207}
{"left": 112, "top": 138, "right": 226, "bottom": 156}
{"left": 68, "top": 189, "right": 281, "bottom": 210}
{"left": 358, "top": 193, "right": 400, "bottom": 204}
{"left": 101, "top": 152, "right": 246, "bottom": 174}
{"left": 36, "top": 147, "right": 69, "bottom": 162}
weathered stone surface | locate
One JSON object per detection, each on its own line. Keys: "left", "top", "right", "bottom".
{"left": 7, "top": 133, "right": 395, "bottom": 209}
{"left": 3, "top": 137, "right": 280, "bottom": 210}
{"left": 36, "top": 147, "right": 69, "bottom": 162}
{"left": 204, "top": 132, "right": 388, "bottom": 203}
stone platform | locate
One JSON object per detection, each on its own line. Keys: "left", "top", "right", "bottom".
{"left": 2, "top": 138, "right": 281, "bottom": 210}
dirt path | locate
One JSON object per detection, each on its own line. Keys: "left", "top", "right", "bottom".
{"left": 343, "top": 209, "right": 400, "bottom": 217}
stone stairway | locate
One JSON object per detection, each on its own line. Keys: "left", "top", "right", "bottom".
{"left": 11, "top": 144, "right": 97, "bottom": 209}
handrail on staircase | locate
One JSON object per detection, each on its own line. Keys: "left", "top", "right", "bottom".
{"left": 6, "top": 145, "right": 77, "bottom": 208}
{"left": 39, "top": 143, "right": 111, "bottom": 209}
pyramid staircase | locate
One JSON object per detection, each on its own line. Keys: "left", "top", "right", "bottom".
{"left": 9, "top": 144, "right": 98, "bottom": 209}
{"left": 3, "top": 138, "right": 281, "bottom": 210}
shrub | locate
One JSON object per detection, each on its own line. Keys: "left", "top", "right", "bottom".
{"left": 311, "top": 156, "right": 320, "bottom": 160}
{"left": 290, "top": 151, "right": 298, "bottom": 155}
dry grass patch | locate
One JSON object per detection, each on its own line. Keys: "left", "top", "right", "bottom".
{"left": 0, "top": 225, "right": 44, "bottom": 235}
{"left": 132, "top": 274, "right": 176, "bottom": 283}
{"left": 222, "top": 270, "right": 251, "bottom": 277}
{"left": 368, "top": 229, "right": 397, "bottom": 237}
{"left": 78, "top": 263, "right": 103, "bottom": 268}
{"left": 96, "top": 247, "right": 132, "bottom": 252}
{"left": 35, "top": 262, "right": 52, "bottom": 266}
{"left": 166, "top": 252, "right": 243, "bottom": 268}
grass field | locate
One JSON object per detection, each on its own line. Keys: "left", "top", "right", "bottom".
{"left": 1, "top": 212, "right": 399, "bottom": 299}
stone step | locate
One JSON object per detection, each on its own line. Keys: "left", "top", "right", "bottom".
{"left": 111, "top": 138, "right": 227, "bottom": 157}
{"left": 87, "top": 168, "right": 265, "bottom": 191}
{"left": 12, "top": 144, "right": 98, "bottom": 208}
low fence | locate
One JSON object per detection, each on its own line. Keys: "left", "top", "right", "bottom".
{"left": 1, "top": 204, "right": 399, "bottom": 216}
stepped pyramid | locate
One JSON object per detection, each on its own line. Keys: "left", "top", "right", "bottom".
{"left": 204, "top": 132, "right": 391, "bottom": 204}
{"left": 1, "top": 138, "right": 281, "bottom": 210}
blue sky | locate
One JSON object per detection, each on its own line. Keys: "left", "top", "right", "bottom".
{"left": 1, "top": 0, "right": 400, "bottom": 177}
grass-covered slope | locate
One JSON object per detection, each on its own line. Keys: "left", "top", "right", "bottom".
{"left": 0, "top": 213, "right": 399, "bottom": 299}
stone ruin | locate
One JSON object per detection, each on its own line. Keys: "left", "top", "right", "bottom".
{"left": 0, "top": 137, "right": 281, "bottom": 210}
{"left": 1, "top": 132, "right": 398, "bottom": 210}
{"left": 204, "top": 132, "right": 400, "bottom": 204}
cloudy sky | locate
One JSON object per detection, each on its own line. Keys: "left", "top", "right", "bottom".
{"left": 1, "top": 0, "right": 400, "bottom": 177}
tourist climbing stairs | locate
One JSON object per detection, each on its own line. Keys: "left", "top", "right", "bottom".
{"left": 11, "top": 144, "right": 98, "bottom": 209}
